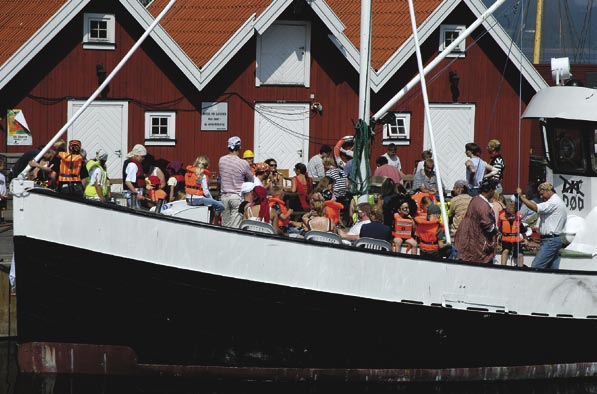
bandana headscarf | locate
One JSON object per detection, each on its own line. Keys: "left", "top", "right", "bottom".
{"left": 252, "top": 186, "right": 270, "bottom": 223}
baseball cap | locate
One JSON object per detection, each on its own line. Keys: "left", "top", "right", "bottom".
{"left": 96, "top": 149, "right": 108, "bottom": 161}
{"left": 241, "top": 182, "right": 254, "bottom": 196}
{"left": 227, "top": 136, "right": 241, "bottom": 150}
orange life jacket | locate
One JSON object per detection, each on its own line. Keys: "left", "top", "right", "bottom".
{"left": 325, "top": 200, "right": 344, "bottom": 225}
{"left": 393, "top": 214, "right": 414, "bottom": 239}
{"left": 58, "top": 152, "right": 83, "bottom": 182}
{"left": 415, "top": 217, "right": 440, "bottom": 251}
{"left": 185, "top": 166, "right": 210, "bottom": 196}
{"left": 148, "top": 188, "right": 167, "bottom": 202}
{"left": 499, "top": 211, "right": 523, "bottom": 243}
{"left": 411, "top": 192, "right": 436, "bottom": 217}
{"left": 269, "top": 197, "right": 290, "bottom": 227}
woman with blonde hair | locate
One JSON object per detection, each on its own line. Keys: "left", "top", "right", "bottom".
{"left": 302, "top": 197, "right": 335, "bottom": 232}
{"left": 185, "top": 155, "right": 224, "bottom": 224}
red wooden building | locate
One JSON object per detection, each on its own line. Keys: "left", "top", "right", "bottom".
{"left": 0, "top": 0, "right": 552, "bottom": 192}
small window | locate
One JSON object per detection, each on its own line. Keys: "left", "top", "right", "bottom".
{"left": 83, "top": 13, "right": 115, "bottom": 50}
{"left": 145, "top": 112, "right": 176, "bottom": 146}
{"left": 439, "top": 25, "right": 466, "bottom": 58}
{"left": 382, "top": 113, "right": 410, "bottom": 146}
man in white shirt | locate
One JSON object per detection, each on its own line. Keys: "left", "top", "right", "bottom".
{"left": 517, "top": 182, "right": 567, "bottom": 269}
{"left": 337, "top": 202, "right": 372, "bottom": 244}
{"left": 307, "top": 144, "right": 332, "bottom": 178}
{"left": 381, "top": 143, "right": 405, "bottom": 179}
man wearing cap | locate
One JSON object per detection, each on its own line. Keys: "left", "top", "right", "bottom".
{"left": 242, "top": 150, "right": 256, "bottom": 175}
{"left": 218, "top": 136, "right": 254, "bottom": 227}
{"left": 123, "top": 144, "right": 147, "bottom": 209}
{"left": 84, "top": 149, "right": 111, "bottom": 203}
{"left": 517, "top": 182, "right": 567, "bottom": 269}
{"left": 448, "top": 180, "right": 472, "bottom": 238}
{"left": 57, "top": 140, "right": 85, "bottom": 196}
{"left": 253, "top": 162, "right": 270, "bottom": 187}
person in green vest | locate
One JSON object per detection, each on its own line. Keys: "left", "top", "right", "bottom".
{"left": 84, "top": 149, "right": 111, "bottom": 203}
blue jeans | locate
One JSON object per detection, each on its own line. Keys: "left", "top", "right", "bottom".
{"left": 532, "top": 236, "right": 562, "bottom": 269}
{"left": 187, "top": 196, "right": 224, "bottom": 216}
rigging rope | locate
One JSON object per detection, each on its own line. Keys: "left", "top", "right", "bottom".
{"left": 348, "top": 119, "right": 371, "bottom": 195}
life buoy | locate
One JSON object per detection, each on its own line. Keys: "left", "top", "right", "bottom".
{"left": 333, "top": 136, "right": 354, "bottom": 169}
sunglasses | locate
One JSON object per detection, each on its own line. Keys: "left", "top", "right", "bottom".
{"left": 400, "top": 207, "right": 409, "bottom": 212}
{"left": 269, "top": 163, "right": 277, "bottom": 167}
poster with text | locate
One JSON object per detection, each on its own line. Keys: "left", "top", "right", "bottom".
{"left": 7, "top": 109, "right": 32, "bottom": 146}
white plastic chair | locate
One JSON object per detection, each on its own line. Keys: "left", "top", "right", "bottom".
{"left": 305, "top": 230, "right": 343, "bottom": 244}
{"left": 239, "top": 219, "right": 275, "bottom": 234}
{"left": 354, "top": 237, "right": 392, "bottom": 251}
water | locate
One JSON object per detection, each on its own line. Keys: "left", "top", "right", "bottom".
{"left": 3, "top": 340, "right": 597, "bottom": 394}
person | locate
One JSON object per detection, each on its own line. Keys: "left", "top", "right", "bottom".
{"left": 242, "top": 150, "right": 256, "bottom": 174}
{"left": 454, "top": 179, "right": 498, "bottom": 264}
{"left": 84, "top": 149, "right": 111, "bottom": 203}
{"left": 243, "top": 185, "right": 282, "bottom": 235}
{"left": 393, "top": 198, "right": 418, "bottom": 254}
{"left": 238, "top": 182, "right": 255, "bottom": 217}
{"left": 253, "top": 162, "right": 270, "bottom": 187}
{"left": 414, "top": 150, "right": 433, "bottom": 175}
{"left": 307, "top": 144, "right": 332, "bottom": 179}
{"left": 144, "top": 154, "right": 167, "bottom": 189}
{"left": 0, "top": 160, "right": 7, "bottom": 223}
{"left": 360, "top": 205, "right": 392, "bottom": 242}
{"left": 373, "top": 156, "right": 402, "bottom": 184}
{"left": 498, "top": 197, "right": 526, "bottom": 267}
{"left": 322, "top": 188, "right": 343, "bottom": 226}
{"left": 57, "top": 140, "right": 85, "bottom": 197}
{"left": 323, "top": 157, "right": 349, "bottom": 222}
{"left": 490, "top": 190, "right": 506, "bottom": 227}
{"left": 302, "top": 197, "right": 335, "bottom": 232}
{"left": 381, "top": 143, "right": 405, "bottom": 178}
{"left": 415, "top": 204, "right": 447, "bottom": 258}
{"left": 448, "top": 180, "right": 472, "bottom": 239}
{"left": 464, "top": 142, "right": 499, "bottom": 196}
{"left": 516, "top": 182, "right": 567, "bottom": 269}
{"left": 27, "top": 148, "right": 58, "bottom": 188}
{"left": 264, "top": 158, "right": 284, "bottom": 189}
{"left": 337, "top": 203, "right": 372, "bottom": 244}
{"left": 290, "top": 163, "right": 311, "bottom": 211}
{"left": 412, "top": 159, "right": 442, "bottom": 198}
{"left": 185, "top": 156, "right": 225, "bottom": 224}
{"left": 487, "top": 139, "right": 505, "bottom": 194}
{"left": 219, "top": 136, "right": 254, "bottom": 228}
{"left": 146, "top": 175, "right": 168, "bottom": 208}
{"left": 123, "top": 144, "right": 147, "bottom": 209}
{"left": 269, "top": 185, "right": 303, "bottom": 236}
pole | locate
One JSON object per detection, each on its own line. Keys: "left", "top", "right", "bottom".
{"left": 532, "top": 0, "right": 543, "bottom": 64}
{"left": 18, "top": 0, "right": 177, "bottom": 179}
{"left": 372, "top": 0, "right": 505, "bottom": 122}
{"left": 357, "top": 0, "right": 372, "bottom": 193}
{"left": 405, "top": 0, "right": 451, "bottom": 243}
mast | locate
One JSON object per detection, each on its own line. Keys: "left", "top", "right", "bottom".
{"left": 17, "top": 0, "right": 177, "bottom": 179}
{"left": 533, "top": 0, "right": 543, "bottom": 64}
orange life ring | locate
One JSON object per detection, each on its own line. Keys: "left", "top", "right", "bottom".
{"left": 333, "top": 136, "right": 354, "bottom": 169}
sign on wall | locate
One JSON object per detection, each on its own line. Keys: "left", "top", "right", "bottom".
{"left": 201, "top": 102, "right": 228, "bottom": 131}
{"left": 7, "top": 109, "right": 32, "bottom": 146}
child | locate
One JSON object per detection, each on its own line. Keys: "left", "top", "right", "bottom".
{"left": 498, "top": 197, "right": 526, "bottom": 267}
{"left": 269, "top": 186, "right": 302, "bottom": 236}
{"left": 146, "top": 175, "right": 168, "bottom": 208}
{"left": 0, "top": 160, "right": 7, "bottom": 223}
{"left": 415, "top": 204, "right": 447, "bottom": 258}
{"left": 322, "top": 189, "right": 344, "bottom": 226}
{"left": 393, "top": 199, "right": 418, "bottom": 255}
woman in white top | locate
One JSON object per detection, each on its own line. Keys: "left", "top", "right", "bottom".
{"left": 465, "top": 142, "right": 498, "bottom": 196}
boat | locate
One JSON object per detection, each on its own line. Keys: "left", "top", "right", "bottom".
{"left": 9, "top": 0, "right": 597, "bottom": 383}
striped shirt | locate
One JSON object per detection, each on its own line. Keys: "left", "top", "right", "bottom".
{"left": 218, "top": 154, "right": 254, "bottom": 196}
{"left": 326, "top": 168, "right": 347, "bottom": 198}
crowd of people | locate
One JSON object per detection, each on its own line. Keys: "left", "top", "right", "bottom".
{"left": 10, "top": 136, "right": 567, "bottom": 269}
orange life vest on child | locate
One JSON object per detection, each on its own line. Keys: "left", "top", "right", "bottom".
{"left": 325, "top": 200, "right": 344, "bottom": 225}
{"left": 499, "top": 211, "right": 523, "bottom": 243}
{"left": 148, "top": 188, "right": 167, "bottom": 202}
{"left": 185, "top": 166, "right": 210, "bottom": 196}
{"left": 411, "top": 192, "right": 436, "bottom": 217}
{"left": 269, "top": 196, "right": 290, "bottom": 227}
{"left": 393, "top": 214, "right": 414, "bottom": 239}
{"left": 415, "top": 217, "right": 440, "bottom": 251}
{"left": 58, "top": 152, "right": 83, "bottom": 182}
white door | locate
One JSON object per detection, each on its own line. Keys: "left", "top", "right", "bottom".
{"left": 423, "top": 103, "right": 475, "bottom": 192}
{"left": 67, "top": 100, "right": 128, "bottom": 192}
{"left": 256, "top": 21, "right": 311, "bottom": 86}
{"left": 254, "top": 103, "right": 310, "bottom": 172}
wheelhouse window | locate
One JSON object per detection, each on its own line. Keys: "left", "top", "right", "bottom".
{"left": 551, "top": 127, "right": 587, "bottom": 174}
{"left": 144, "top": 112, "right": 176, "bottom": 146}
{"left": 382, "top": 113, "right": 411, "bottom": 146}
{"left": 83, "top": 13, "right": 115, "bottom": 50}
{"left": 439, "top": 25, "right": 466, "bottom": 58}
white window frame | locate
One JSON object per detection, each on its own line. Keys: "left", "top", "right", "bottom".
{"left": 144, "top": 111, "right": 176, "bottom": 146}
{"left": 83, "top": 13, "right": 115, "bottom": 50}
{"left": 439, "top": 24, "right": 466, "bottom": 58}
{"left": 382, "top": 113, "right": 411, "bottom": 146}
